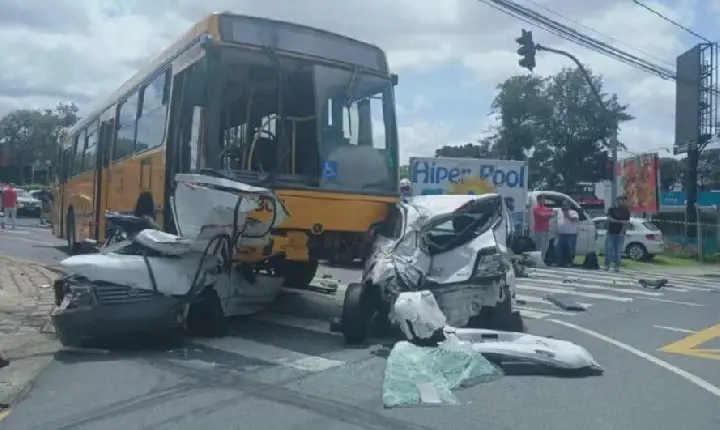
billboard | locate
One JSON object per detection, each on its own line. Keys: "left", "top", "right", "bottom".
{"left": 616, "top": 153, "right": 661, "bottom": 213}
{"left": 674, "top": 45, "right": 702, "bottom": 155}
{"left": 409, "top": 157, "right": 528, "bottom": 228}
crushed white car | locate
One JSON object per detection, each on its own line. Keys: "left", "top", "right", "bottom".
{"left": 51, "top": 173, "right": 289, "bottom": 347}
{"left": 337, "top": 194, "right": 525, "bottom": 344}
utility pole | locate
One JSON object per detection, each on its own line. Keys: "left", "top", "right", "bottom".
{"left": 514, "top": 29, "right": 619, "bottom": 200}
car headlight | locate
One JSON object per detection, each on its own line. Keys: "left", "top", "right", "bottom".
{"left": 67, "top": 285, "right": 94, "bottom": 304}
{"left": 474, "top": 249, "right": 508, "bottom": 278}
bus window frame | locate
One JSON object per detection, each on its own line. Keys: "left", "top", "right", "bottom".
{"left": 134, "top": 67, "right": 172, "bottom": 157}
{"left": 112, "top": 90, "right": 141, "bottom": 162}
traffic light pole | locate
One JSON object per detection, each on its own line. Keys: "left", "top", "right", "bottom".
{"left": 535, "top": 44, "right": 620, "bottom": 201}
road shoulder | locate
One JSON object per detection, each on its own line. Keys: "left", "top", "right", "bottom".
{"left": 0, "top": 255, "right": 61, "bottom": 414}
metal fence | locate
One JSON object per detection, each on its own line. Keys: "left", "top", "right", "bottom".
{"left": 651, "top": 210, "right": 720, "bottom": 262}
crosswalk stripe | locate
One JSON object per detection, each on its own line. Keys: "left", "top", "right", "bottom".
{"left": 517, "top": 284, "right": 633, "bottom": 302}
{"left": 515, "top": 294, "right": 593, "bottom": 308}
{"left": 196, "top": 336, "right": 346, "bottom": 372}
{"left": 514, "top": 305, "right": 575, "bottom": 316}
{"left": 518, "top": 278, "right": 664, "bottom": 296}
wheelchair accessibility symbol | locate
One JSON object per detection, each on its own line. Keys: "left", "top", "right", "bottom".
{"left": 322, "top": 160, "right": 338, "bottom": 180}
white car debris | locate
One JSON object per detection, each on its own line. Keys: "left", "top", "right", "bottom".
{"left": 382, "top": 290, "right": 602, "bottom": 407}
{"left": 51, "top": 173, "right": 289, "bottom": 347}
{"left": 337, "top": 194, "right": 527, "bottom": 344}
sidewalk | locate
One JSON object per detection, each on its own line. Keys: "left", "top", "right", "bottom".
{"left": 0, "top": 256, "right": 61, "bottom": 407}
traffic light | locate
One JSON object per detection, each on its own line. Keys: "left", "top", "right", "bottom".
{"left": 516, "top": 29, "right": 536, "bottom": 71}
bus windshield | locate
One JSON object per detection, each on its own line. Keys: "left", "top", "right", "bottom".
{"left": 210, "top": 47, "right": 398, "bottom": 196}
{"left": 316, "top": 66, "right": 397, "bottom": 194}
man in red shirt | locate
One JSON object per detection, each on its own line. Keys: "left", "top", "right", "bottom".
{"left": 1, "top": 185, "right": 18, "bottom": 229}
{"left": 533, "top": 196, "right": 553, "bottom": 262}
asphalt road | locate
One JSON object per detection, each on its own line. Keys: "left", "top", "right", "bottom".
{"left": 2, "top": 224, "right": 720, "bottom": 429}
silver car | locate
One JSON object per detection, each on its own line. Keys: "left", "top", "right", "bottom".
{"left": 338, "top": 193, "right": 524, "bottom": 344}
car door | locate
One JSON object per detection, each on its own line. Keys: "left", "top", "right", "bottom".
{"left": 570, "top": 201, "right": 593, "bottom": 256}
{"left": 594, "top": 218, "right": 608, "bottom": 254}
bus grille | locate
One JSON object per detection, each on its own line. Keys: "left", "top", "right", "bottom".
{"left": 95, "top": 284, "right": 155, "bottom": 304}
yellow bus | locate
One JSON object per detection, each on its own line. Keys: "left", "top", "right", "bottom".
{"left": 53, "top": 12, "right": 400, "bottom": 288}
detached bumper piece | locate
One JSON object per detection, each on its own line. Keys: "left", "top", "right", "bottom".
{"left": 51, "top": 276, "right": 186, "bottom": 348}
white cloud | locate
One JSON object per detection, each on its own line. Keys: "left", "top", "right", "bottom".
{"left": 0, "top": 0, "right": 704, "bottom": 161}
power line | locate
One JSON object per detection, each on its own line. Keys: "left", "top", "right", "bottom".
{"left": 525, "top": 0, "right": 674, "bottom": 69}
{"left": 631, "top": 0, "right": 711, "bottom": 43}
{"left": 478, "top": 0, "right": 676, "bottom": 80}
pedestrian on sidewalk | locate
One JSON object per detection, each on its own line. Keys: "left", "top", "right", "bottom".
{"left": 1, "top": 185, "right": 17, "bottom": 229}
{"left": 532, "top": 196, "right": 553, "bottom": 262}
{"left": 605, "top": 195, "right": 630, "bottom": 272}
{"left": 556, "top": 200, "right": 579, "bottom": 267}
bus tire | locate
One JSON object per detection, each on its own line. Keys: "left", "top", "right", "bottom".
{"left": 281, "top": 259, "right": 319, "bottom": 289}
{"left": 66, "top": 211, "right": 78, "bottom": 255}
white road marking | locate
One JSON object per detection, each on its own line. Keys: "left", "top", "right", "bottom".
{"left": 514, "top": 305, "right": 575, "bottom": 316}
{"left": 515, "top": 294, "right": 593, "bottom": 308}
{"left": 654, "top": 325, "right": 696, "bottom": 334}
{"left": 548, "top": 318, "right": 720, "bottom": 397}
{"left": 638, "top": 297, "right": 704, "bottom": 307}
{"left": 521, "top": 278, "right": 664, "bottom": 296}
{"left": 196, "top": 336, "right": 346, "bottom": 372}
{"left": 516, "top": 309, "right": 550, "bottom": 320}
{"left": 518, "top": 284, "right": 633, "bottom": 302}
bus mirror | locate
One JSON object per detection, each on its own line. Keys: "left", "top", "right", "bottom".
{"left": 391, "top": 74, "right": 398, "bottom": 86}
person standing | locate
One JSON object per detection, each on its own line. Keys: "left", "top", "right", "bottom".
{"left": 399, "top": 178, "right": 412, "bottom": 202}
{"left": 1, "top": 185, "right": 17, "bottom": 229}
{"left": 556, "top": 200, "right": 579, "bottom": 267}
{"left": 605, "top": 195, "right": 630, "bottom": 272}
{"left": 532, "top": 196, "right": 553, "bottom": 262}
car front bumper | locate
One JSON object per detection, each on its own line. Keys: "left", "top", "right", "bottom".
{"left": 51, "top": 295, "right": 187, "bottom": 347}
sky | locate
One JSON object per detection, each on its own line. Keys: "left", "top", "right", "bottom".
{"left": 0, "top": 0, "right": 715, "bottom": 164}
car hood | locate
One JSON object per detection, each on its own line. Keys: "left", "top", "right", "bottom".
{"left": 17, "top": 196, "right": 40, "bottom": 203}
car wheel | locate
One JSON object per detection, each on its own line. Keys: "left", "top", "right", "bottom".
{"left": 492, "top": 286, "right": 525, "bottom": 332}
{"left": 341, "top": 282, "right": 371, "bottom": 344}
{"left": 186, "top": 287, "right": 227, "bottom": 338}
{"left": 625, "top": 243, "right": 648, "bottom": 261}
{"left": 281, "top": 259, "right": 319, "bottom": 289}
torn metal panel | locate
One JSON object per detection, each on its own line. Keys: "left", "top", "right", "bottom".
{"left": 362, "top": 193, "right": 517, "bottom": 328}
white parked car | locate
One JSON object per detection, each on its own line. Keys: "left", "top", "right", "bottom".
{"left": 592, "top": 217, "right": 665, "bottom": 261}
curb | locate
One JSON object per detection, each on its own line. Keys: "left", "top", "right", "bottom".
{"left": 0, "top": 254, "right": 65, "bottom": 275}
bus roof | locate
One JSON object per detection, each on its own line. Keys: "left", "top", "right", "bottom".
{"left": 67, "top": 12, "right": 388, "bottom": 136}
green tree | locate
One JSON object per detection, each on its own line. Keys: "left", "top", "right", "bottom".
{"left": 659, "top": 157, "right": 684, "bottom": 191}
{"left": 0, "top": 103, "right": 79, "bottom": 183}
{"left": 491, "top": 67, "right": 632, "bottom": 190}
{"left": 399, "top": 164, "right": 409, "bottom": 179}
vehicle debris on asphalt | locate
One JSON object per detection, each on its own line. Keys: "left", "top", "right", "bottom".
{"left": 638, "top": 278, "right": 668, "bottom": 290}
{"left": 336, "top": 194, "right": 527, "bottom": 344}
{"left": 51, "top": 173, "right": 289, "bottom": 347}
{"left": 381, "top": 290, "right": 602, "bottom": 407}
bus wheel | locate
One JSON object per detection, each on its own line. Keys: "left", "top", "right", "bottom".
{"left": 281, "top": 259, "right": 319, "bottom": 289}
{"left": 66, "top": 212, "right": 77, "bottom": 255}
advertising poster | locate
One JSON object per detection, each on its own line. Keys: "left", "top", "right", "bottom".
{"left": 616, "top": 153, "right": 660, "bottom": 213}
{"left": 409, "top": 157, "right": 528, "bottom": 228}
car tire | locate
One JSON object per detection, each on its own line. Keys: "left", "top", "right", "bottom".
{"left": 492, "top": 286, "right": 525, "bottom": 332}
{"left": 281, "top": 259, "right": 320, "bottom": 289}
{"left": 625, "top": 243, "right": 648, "bottom": 261}
{"left": 341, "top": 282, "right": 370, "bottom": 344}
{"left": 186, "top": 287, "right": 227, "bottom": 338}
